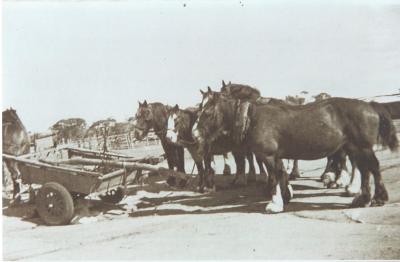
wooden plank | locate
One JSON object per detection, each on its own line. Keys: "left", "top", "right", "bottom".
{"left": 48, "top": 157, "right": 190, "bottom": 181}
{"left": 66, "top": 147, "right": 133, "bottom": 159}
{"left": 3, "top": 154, "right": 100, "bottom": 177}
{"left": 18, "top": 163, "right": 100, "bottom": 195}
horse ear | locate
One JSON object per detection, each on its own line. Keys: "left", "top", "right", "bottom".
{"left": 143, "top": 100, "right": 148, "bottom": 106}
{"left": 138, "top": 101, "right": 142, "bottom": 106}
{"left": 222, "top": 80, "right": 226, "bottom": 87}
{"left": 200, "top": 89, "right": 205, "bottom": 95}
{"left": 173, "top": 104, "right": 179, "bottom": 111}
{"left": 207, "top": 86, "right": 212, "bottom": 93}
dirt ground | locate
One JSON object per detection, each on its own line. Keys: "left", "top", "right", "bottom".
{"left": 2, "top": 145, "right": 400, "bottom": 260}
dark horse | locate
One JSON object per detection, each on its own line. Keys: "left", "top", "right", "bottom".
{"left": 133, "top": 101, "right": 186, "bottom": 181}
{"left": 2, "top": 108, "right": 31, "bottom": 200}
{"left": 166, "top": 103, "right": 264, "bottom": 192}
{"left": 321, "top": 100, "right": 400, "bottom": 192}
{"left": 194, "top": 84, "right": 398, "bottom": 213}
{"left": 218, "top": 81, "right": 302, "bottom": 179}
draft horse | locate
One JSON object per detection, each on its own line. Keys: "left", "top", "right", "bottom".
{"left": 218, "top": 81, "right": 302, "bottom": 179}
{"left": 2, "top": 108, "right": 31, "bottom": 200}
{"left": 166, "top": 103, "right": 263, "bottom": 192}
{"left": 133, "top": 101, "right": 186, "bottom": 184}
{"left": 194, "top": 85, "right": 398, "bottom": 213}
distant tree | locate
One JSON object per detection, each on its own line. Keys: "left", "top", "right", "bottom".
{"left": 313, "top": 92, "right": 331, "bottom": 101}
{"left": 51, "top": 118, "right": 86, "bottom": 144}
{"left": 285, "top": 95, "right": 305, "bottom": 105}
{"left": 85, "top": 118, "right": 116, "bottom": 138}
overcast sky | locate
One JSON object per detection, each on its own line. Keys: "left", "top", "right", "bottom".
{"left": 3, "top": 0, "right": 400, "bottom": 132}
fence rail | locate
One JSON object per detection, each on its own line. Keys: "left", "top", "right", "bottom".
{"left": 66, "top": 133, "right": 160, "bottom": 151}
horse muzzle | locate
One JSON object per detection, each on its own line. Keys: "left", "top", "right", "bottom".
{"left": 166, "top": 129, "right": 178, "bottom": 143}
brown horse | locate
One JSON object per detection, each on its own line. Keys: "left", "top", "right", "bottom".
{"left": 321, "top": 100, "right": 400, "bottom": 191}
{"left": 194, "top": 84, "right": 398, "bottom": 213}
{"left": 133, "top": 101, "right": 185, "bottom": 183}
{"left": 218, "top": 81, "right": 301, "bottom": 179}
{"left": 167, "top": 103, "right": 264, "bottom": 192}
{"left": 2, "top": 108, "right": 31, "bottom": 200}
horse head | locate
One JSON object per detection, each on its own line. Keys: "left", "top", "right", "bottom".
{"left": 167, "top": 105, "right": 199, "bottom": 146}
{"left": 2, "top": 108, "right": 30, "bottom": 155}
{"left": 220, "top": 81, "right": 261, "bottom": 102}
{"left": 199, "top": 86, "right": 221, "bottom": 110}
{"left": 193, "top": 88, "right": 237, "bottom": 156}
{"left": 133, "top": 100, "right": 154, "bottom": 140}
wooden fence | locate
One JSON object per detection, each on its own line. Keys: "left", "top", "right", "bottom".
{"left": 65, "top": 132, "right": 160, "bottom": 151}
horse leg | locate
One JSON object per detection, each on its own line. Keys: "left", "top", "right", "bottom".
{"left": 160, "top": 140, "right": 174, "bottom": 170}
{"left": 368, "top": 152, "right": 388, "bottom": 206}
{"left": 321, "top": 157, "right": 334, "bottom": 183}
{"left": 196, "top": 161, "right": 206, "bottom": 193}
{"left": 289, "top": 159, "right": 300, "bottom": 180}
{"left": 246, "top": 152, "right": 257, "bottom": 184}
{"left": 232, "top": 152, "right": 246, "bottom": 187}
{"left": 345, "top": 156, "right": 361, "bottom": 196}
{"left": 276, "top": 158, "right": 292, "bottom": 205}
{"left": 348, "top": 149, "right": 372, "bottom": 208}
{"left": 204, "top": 154, "right": 215, "bottom": 191}
{"left": 332, "top": 151, "right": 351, "bottom": 188}
{"left": 264, "top": 156, "right": 292, "bottom": 213}
{"left": 176, "top": 145, "right": 186, "bottom": 173}
{"left": 222, "top": 153, "right": 232, "bottom": 176}
{"left": 5, "top": 160, "right": 21, "bottom": 202}
{"left": 188, "top": 147, "right": 206, "bottom": 193}
{"left": 256, "top": 156, "right": 268, "bottom": 183}
{"left": 161, "top": 140, "right": 177, "bottom": 186}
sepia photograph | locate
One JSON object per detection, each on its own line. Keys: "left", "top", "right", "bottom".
{"left": 2, "top": 0, "right": 400, "bottom": 260}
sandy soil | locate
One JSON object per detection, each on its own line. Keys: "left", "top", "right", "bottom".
{"left": 2, "top": 146, "right": 400, "bottom": 260}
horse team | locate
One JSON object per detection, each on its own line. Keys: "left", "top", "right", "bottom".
{"left": 3, "top": 82, "right": 399, "bottom": 214}
{"left": 133, "top": 81, "right": 400, "bottom": 213}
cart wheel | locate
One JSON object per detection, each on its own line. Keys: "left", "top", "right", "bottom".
{"left": 36, "top": 182, "right": 74, "bottom": 226}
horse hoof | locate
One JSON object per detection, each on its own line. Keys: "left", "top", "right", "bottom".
{"left": 166, "top": 176, "right": 176, "bottom": 187}
{"left": 328, "top": 182, "right": 338, "bottom": 189}
{"left": 370, "top": 199, "right": 386, "bottom": 207}
{"left": 351, "top": 194, "right": 371, "bottom": 208}
{"left": 197, "top": 187, "right": 205, "bottom": 193}
{"left": 321, "top": 172, "right": 335, "bottom": 187}
{"left": 345, "top": 185, "right": 360, "bottom": 197}
{"left": 336, "top": 170, "right": 351, "bottom": 188}
{"left": 178, "top": 179, "right": 187, "bottom": 188}
{"left": 265, "top": 202, "right": 283, "bottom": 214}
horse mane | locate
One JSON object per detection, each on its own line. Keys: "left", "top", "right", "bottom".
{"left": 149, "top": 102, "right": 170, "bottom": 132}
{"left": 2, "top": 108, "right": 30, "bottom": 155}
{"left": 3, "top": 109, "right": 26, "bottom": 130}
{"left": 222, "top": 83, "right": 261, "bottom": 101}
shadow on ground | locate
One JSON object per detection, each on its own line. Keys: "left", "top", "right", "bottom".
{"left": 2, "top": 173, "right": 356, "bottom": 225}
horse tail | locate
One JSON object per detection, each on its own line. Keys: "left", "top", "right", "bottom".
{"left": 370, "top": 102, "right": 399, "bottom": 151}
{"left": 381, "top": 101, "right": 400, "bottom": 120}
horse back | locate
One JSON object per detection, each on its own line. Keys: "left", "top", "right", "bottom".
{"left": 249, "top": 98, "right": 380, "bottom": 159}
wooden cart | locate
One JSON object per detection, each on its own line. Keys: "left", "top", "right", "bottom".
{"left": 3, "top": 147, "right": 187, "bottom": 226}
